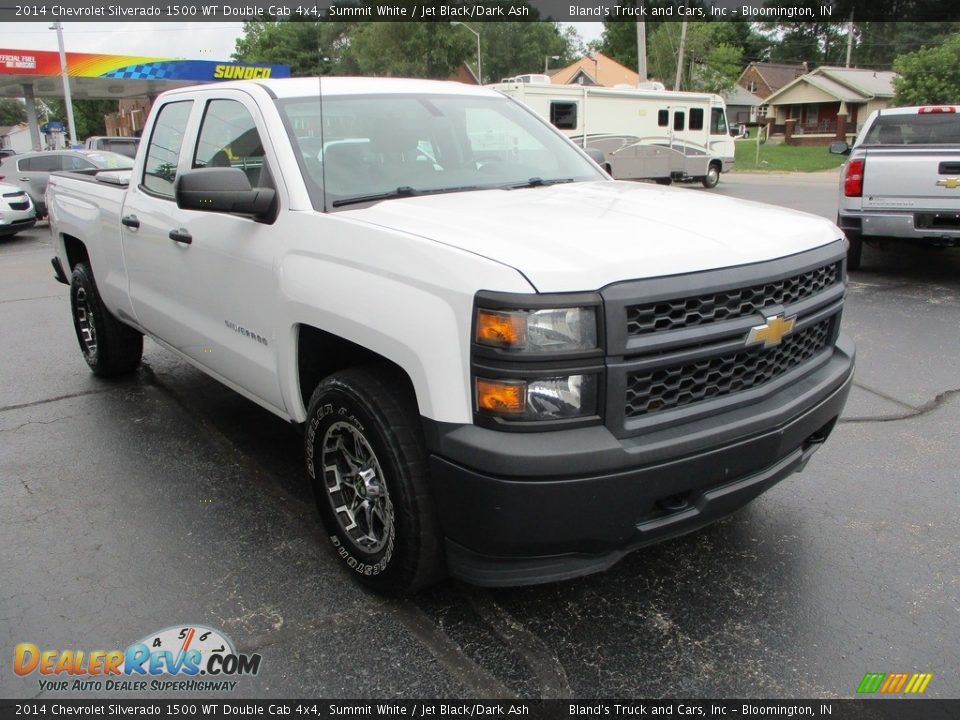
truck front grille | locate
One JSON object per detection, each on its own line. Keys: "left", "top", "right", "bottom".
{"left": 624, "top": 317, "right": 833, "bottom": 418}
{"left": 626, "top": 261, "right": 841, "bottom": 336}
{"left": 601, "top": 243, "right": 847, "bottom": 437}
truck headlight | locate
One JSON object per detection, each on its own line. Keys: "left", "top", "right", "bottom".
{"left": 476, "top": 307, "right": 597, "bottom": 353}
{"left": 475, "top": 374, "right": 597, "bottom": 420}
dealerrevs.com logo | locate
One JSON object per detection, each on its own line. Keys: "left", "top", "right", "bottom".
{"left": 13, "top": 625, "right": 262, "bottom": 693}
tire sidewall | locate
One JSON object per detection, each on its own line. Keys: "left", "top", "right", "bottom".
{"left": 305, "top": 383, "right": 406, "bottom": 588}
{"left": 702, "top": 165, "right": 720, "bottom": 188}
{"left": 70, "top": 264, "right": 101, "bottom": 370}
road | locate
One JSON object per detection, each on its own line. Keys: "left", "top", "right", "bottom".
{"left": 1, "top": 173, "right": 958, "bottom": 699}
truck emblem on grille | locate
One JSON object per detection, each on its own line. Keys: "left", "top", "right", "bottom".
{"left": 936, "top": 177, "right": 960, "bottom": 189}
{"left": 746, "top": 314, "right": 797, "bottom": 348}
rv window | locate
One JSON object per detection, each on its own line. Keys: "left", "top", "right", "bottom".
{"left": 658, "top": 110, "right": 669, "bottom": 127}
{"left": 550, "top": 102, "right": 577, "bottom": 130}
{"left": 711, "top": 108, "right": 729, "bottom": 135}
{"left": 689, "top": 108, "right": 704, "bottom": 131}
{"left": 673, "top": 111, "right": 685, "bottom": 131}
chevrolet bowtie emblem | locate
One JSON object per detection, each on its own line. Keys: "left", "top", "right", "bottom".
{"left": 936, "top": 177, "right": 960, "bottom": 189}
{"left": 746, "top": 314, "right": 797, "bottom": 348}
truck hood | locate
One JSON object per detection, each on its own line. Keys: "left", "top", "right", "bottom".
{"left": 340, "top": 181, "right": 842, "bottom": 293}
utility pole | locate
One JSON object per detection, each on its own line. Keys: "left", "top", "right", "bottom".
{"left": 636, "top": 20, "right": 647, "bottom": 83}
{"left": 51, "top": 21, "right": 78, "bottom": 147}
{"left": 845, "top": 12, "right": 855, "bottom": 68}
{"left": 674, "top": 21, "right": 688, "bottom": 91}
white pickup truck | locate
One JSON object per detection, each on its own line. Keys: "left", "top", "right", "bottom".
{"left": 832, "top": 104, "right": 960, "bottom": 269}
{"left": 48, "top": 78, "right": 855, "bottom": 594}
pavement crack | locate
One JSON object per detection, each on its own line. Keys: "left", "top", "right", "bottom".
{"left": 467, "top": 591, "right": 573, "bottom": 700}
{"left": 852, "top": 381, "right": 918, "bottom": 411}
{"left": 0, "top": 389, "right": 117, "bottom": 415}
{"left": 0, "top": 415, "right": 77, "bottom": 433}
{"left": 0, "top": 293, "right": 67, "bottom": 305}
{"left": 841, "top": 387, "right": 960, "bottom": 424}
{"left": 394, "top": 599, "right": 515, "bottom": 699}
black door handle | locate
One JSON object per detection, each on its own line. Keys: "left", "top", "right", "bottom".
{"left": 121, "top": 214, "right": 140, "bottom": 229}
{"left": 169, "top": 228, "right": 192, "bottom": 245}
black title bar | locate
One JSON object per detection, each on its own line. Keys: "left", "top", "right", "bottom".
{"left": 2, "top": 0, "right": 958, "bottom": 23}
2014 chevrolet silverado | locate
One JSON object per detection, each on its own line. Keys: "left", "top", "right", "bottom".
{"left": 48, "top": 78, "right": 855, "bottom": 594}
{"left": 832, "top": 104, "right": 960, "bottom": 269}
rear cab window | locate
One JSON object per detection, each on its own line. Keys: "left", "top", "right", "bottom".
{"left": 862, "top": 112, "right": 960, "bottom": 145}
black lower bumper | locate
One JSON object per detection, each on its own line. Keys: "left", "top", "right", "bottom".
{"left": 425, "top": 336, "right": 854, "bottom": 587}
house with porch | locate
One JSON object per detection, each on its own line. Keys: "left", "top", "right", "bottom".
{"left": 546, "top": 52, "right": 640, "bottom": 88}
{"left": 762, "top": 66, "right": 897, "bottom": 145}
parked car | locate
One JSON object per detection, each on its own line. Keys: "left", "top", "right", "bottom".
{"left": 83, "top": 136, "right": 139, "bottom": 158}
{"left": 0, "top": 150, "right": 133, "bottom": 217}
{"left": 0, "top": 180, "right": 35, "bottom": 237}
{"left": 831, "top": 104, "right": 960, "bottom": 269}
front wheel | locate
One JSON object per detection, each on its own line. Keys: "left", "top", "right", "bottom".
{"left": 701, "top": 163, "right": 721, "bottom": 189}
{"left": 304, "top": 365, "right": 444, "bottom": 595}
{"left": 70, "top": 262, "right": 143, "bottom": 377}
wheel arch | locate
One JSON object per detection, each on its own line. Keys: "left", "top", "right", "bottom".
{"left": 61, "top": 233, "right": 90, "bottom": 271}
{"left": 294, "top": 324, "right": 420, "bottom": 423}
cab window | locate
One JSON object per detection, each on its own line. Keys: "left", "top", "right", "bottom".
{"left": 711, "top": 108, "right": 729, "bottom": 135}
{"left": 193, "top": 99, "right": 269, "bottom": 188}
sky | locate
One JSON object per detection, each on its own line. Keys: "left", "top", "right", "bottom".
{"left": 0, "top": 22, "right": 605, "bottom": 62}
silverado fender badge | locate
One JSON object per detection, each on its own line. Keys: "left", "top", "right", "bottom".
{"left": 936, "top": 177, "right": 960, "bottom": 189}
{"left": 746, "top": 314, "right": 797, "bottom": 348}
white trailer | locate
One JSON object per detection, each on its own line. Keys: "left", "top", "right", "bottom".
{"left": 494, "top": 81, "right": 736, "bottom": 188}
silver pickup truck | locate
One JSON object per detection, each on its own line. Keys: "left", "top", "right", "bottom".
{"left": 832, "top": 105, "right": 960, "bottom": 269}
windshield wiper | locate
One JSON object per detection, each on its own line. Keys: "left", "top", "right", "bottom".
{"left": 331, "top": 185, "right": 481, "bottom": 208}
{"left": 508, "top": 177, "right": 576, "bottom": 189}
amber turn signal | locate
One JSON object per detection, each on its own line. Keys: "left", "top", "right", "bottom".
{"left": 476, "top": 309, "right": 527, "bottom": 348}
{"left": 475, "top": 378, "right": 526, "bottom": 414}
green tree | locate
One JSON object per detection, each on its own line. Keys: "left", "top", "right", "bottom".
{"left": 0, "top": 98, "right": 27, "bottom": 126}
{"left": 338, "top": 23, "right": 472, "bottom": 79}
{"left": 233, "top": 20, "right": 355, "bottom": 76}
{"left": 44, "top": 98, "right": 117, "bottom": 140}
{"left": 475, "top": 23, "right": 582, "bottom": 82}
{"left": 851, "top": 22, "right": 960, "bottom": 70}
{"left": 893, "top": 33, "right": 960, "bottom": 105}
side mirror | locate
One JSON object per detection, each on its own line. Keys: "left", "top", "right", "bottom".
{"left": 828, "top": 141, "right": 851, "bottom": 156}
{"left": 175, "top": 167, "right": 276, "bottom": 220}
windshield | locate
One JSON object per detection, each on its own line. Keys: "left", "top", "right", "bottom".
{"left": 861, "top": 113, "right": 960, "bottom": 146}
{"left": 276, "top": 93, "right": 604, "bottom": 210}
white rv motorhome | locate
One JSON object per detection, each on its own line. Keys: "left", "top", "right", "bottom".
{"left": 495, "top": 81, "right": 736, "bottom": 188}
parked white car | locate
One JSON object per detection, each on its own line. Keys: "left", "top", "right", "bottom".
{"left": 0, "top": 181, "right": 35, "bottom": 237}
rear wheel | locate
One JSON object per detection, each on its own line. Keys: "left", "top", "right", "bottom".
{"left": 70, "top": 262, "right": 143, "bottom": 377}
{"left": 304, "top": 365, "right": 444, "bottom": 595}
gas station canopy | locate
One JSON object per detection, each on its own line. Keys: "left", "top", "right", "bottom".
{"left": 0, "top": 48, "right": 290, "bottom": 99}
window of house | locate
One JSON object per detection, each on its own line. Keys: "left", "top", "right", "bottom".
{"left": 142, "top": 100, "right": 193, "bottom": 197}
{"left": 550, "top": 101, "right": 578, "bottom": 130}
{"left": 658, "top": 110, "right": 669, "bottom": 127}
{"left": 689, "top": 108, "right": 704, "bottom": 131}
{"left": 747, "top": 80, "right": 758, "bottom": 93}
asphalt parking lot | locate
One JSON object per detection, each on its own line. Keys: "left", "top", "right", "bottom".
{"left": 2, "top": 172, "right": 958, "bottom": 699}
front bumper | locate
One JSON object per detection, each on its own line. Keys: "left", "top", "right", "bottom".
{"left": 425, "top": 335, "right": 854, "bottom": 587}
